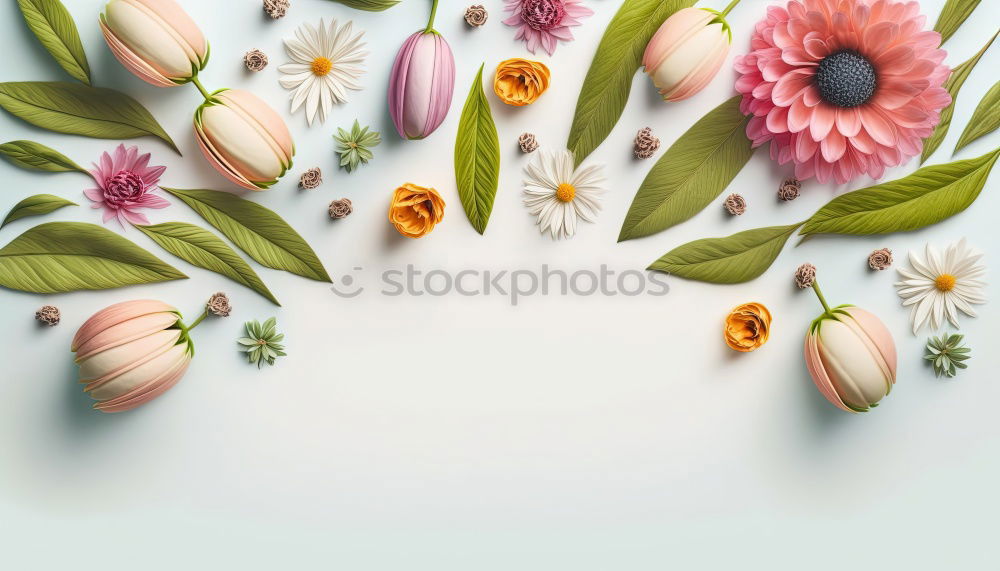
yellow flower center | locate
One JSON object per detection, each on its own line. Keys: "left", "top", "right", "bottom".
{"left": 556, "top": 183, "right": 576, "bottom": 202}
{"left": 311, "top": 57, "right": 333, "bottom": 76}
{"left": 934, "top": 274, "right": 956, "bottom": 292}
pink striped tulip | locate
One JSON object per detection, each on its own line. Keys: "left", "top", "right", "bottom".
{"left": 642, "top": 7, "right": 732, "bottom": 102}
{"left": 805, "top": 306, "right": 897, "bottom": 413}
{"left": 100, "top": 0, "right": 209, "bottom": 88}
{"left": 388, "top": 31, "right": 455, "bottom": 140}
{"left": 71, "top": 300, "right": 192, "bottom": 413}
{"left": 194, "top": 89, "right": 295, "bottom": 191}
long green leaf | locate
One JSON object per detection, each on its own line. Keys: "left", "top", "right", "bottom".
{"left": 0, "top": 82, "right": 178, "bottom": 153}
{"left": 933, "top": 0, "right": 981, "bottom": 45}
{"left": 326, "top": 0, "right": 399, "bottom": 10}
{"left": 649, "top": 224, "right": 802, "bottom": 284}
{"left": 2, "top": 194, "right": 76, "bottom": 228}
{"left": 454, "top": 64, "right": 500, "bottom": 235}
{"left": 17, "top": 0, "right": 91, "bottom": 85}
{"left": 136, "top": 222, "right": 280, "bottom": 305}
{"left": 921, "top": 30, "right": 996, "bottom": 163}
{"left": 801, "top": 148, "right": 999, "bottom": 236}
{"left": 0, "top": 222, "right": 186, "bottom": 293}
{"left": 567, "top": 0, "right": 696, "bottom": 167}
{"left": 162, "top": 187, "right": 331, "bottom": 283}
{"left": 0, "top": 139, "right": 86, "bottom": 173}
{"left": 954, "top": 81, "right": 1000, "bottom": 153}
{"left": 619, "top": 96, "right": 754, "bottom": 241}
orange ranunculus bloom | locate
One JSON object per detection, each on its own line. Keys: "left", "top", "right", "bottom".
{"left": 388, "top": 183, "right": 445, "bottom": 238}
{"left": 493, "top": 58, "right": 551, "bottom": 106}
{"left": 724, "top": 302, "right": 772, "bottom": 352}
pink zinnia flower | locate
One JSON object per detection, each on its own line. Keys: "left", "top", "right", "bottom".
{"left": 85, "top": 144, "right": 169, "bottom": 226}
{"left": 503, "top": 0, "right": 593, "bottom": 56}
{"left": 734, "top": 0, "right": 951, "bottom": 184}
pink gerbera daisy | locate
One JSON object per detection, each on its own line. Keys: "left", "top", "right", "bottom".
{"left": 85, "top": 144, "right": 169, "bottom": 226}
{"left": 734, "top": 0, "right": 951, "bottom": 184}
{"left": 503, "top": 0, "right": 593, "bottom": 56}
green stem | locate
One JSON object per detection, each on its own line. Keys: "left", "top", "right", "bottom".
{"left": 191, "top": 76, "right": 212, "bottom": 102}
{"left": 186, "top": 309, "right": 208, "bottom": 331}
{"left": 719, "top": 0, "right": 741, "bottom": 17}
{"left": 811, "top": 281, "right": 833, "bottom": 317}
{"left": 424, "top": 0, "right": 439, "bottom": 33}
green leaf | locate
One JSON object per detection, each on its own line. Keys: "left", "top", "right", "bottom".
{"left": 16, "top": 0, "right": 91, "bottom": 85}
{"left": 955, "top": 81, "right": 1000, "bottom": 153}
{"left": 801, "top": 148, "right": 1000, "bottom": 236}
{"left": 0, "top": 82, "right": 178, "bottom": 153}
{"left": 619, "top": 96, "right": 754, "bottom": 241}
{"left": 933, "top": 0, "right": 981, "bottom": 45}
{"left": 921, "top": 30, "right": 996, "bottom": 164}
{"left": 0, "top": 139, "right": 86, "bottom": 173}
{"left": 325, "top": 0, "right": 399, "bottom": 9}
{"left": 566, "top": 0, "right": 696, "bottom": 167}
{"left": 136, "top": 222, "right": 280, "bottom": 306}
{"left": 648, "top": 224, "right": 802, "bottom": 284}
{"left": 2, "top": 194, "right": 76, "bottom": 228}
{"left": 0, "top": 221, "right": 186, "bottom": 293}
{"left": 454, "top": 64, "right": 501, "bottom": 235}
{"left": 162, "top": 187, "right": 331, "bottom": 283}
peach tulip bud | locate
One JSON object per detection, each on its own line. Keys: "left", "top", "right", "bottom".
{"left": 71, "top": 300, "right": 193, "bottom": 413}
{"left": 388, "top": 31, "right": 456, "bottom": 140}
{"left": 100, "top": 0, "right": 209, "bottom": 88}
{"left": 642, "top": 7, "right": 732, "bottom": 102}
{"left": 805, "top": 306, "right": 897, "bottom": 413}
{"left": 194, "top": 89, "right": 295, "bottom": 190}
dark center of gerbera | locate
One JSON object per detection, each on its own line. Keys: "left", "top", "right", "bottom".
{"left": 521, "top": 0, "right": 566, "bottom": 31}
{"left": 104, "top": 170, "right": 145, "bottom": 204}
{"left": 815, "top": 50, "right": 877, "bottom": 108}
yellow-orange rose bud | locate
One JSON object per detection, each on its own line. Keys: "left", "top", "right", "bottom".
{"left": 493, "top": 58, "right": 551, "bottom": 106}
{"left": 724, "top": 302, "right": 772, "bottom": 352}
{"left": 389, "top": 183, "right": 445, "bottom": 238}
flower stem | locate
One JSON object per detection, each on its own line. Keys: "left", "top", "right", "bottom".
{"left": 720, "top": 0, "right": 741, "bottom": 17}
{"left": 191, "top": 76, "right": 212, "bottom": 102}
{"left": 424, "top": 0, "right": 439, "bottom": 33}
{"left": 186, "top": 309, "right": 208, "bottom": 331}
{"left": 811, "top": 281, "right": 834, "bottom": 316}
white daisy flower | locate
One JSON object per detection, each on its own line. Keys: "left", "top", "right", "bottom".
{"left": 278, "top": 19, "right": 367, "bottom": 125}
{"left": 523, "top": 150, "right": 604, "bottom": 239}
{"left": 894, "top": 238, "right": 987, "bottom": 334}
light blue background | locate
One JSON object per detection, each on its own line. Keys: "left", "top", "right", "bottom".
{"left": 1, "top": 1, "right": 998, "bottom": 569}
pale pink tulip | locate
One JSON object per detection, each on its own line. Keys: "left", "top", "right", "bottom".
{"left": 194, "top": 89, "right": 295, "bottom": 190}
{"left": 388, "top": 31, "right": 455, "bottom": 140}
{"left": 71, "top": 300, "right": 192, "bottom": 413}
{"left": 642, "top": 7, "right": 732, "bottom": 102}
{"left": 100, "top": 0, "right": 209, "bottom": 87}
{"left": 805, "top": 306, "right": 897, "bottom": 413}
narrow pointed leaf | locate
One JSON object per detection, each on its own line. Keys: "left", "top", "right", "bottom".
{"left": 325, "top": 0, "right": 400, "bottom": 10}
{"left": 0, "top": 140, "right": 86, "bottom": 173}
{"left": 567, "top": 0, "right": 696, "bottom": 167}
{"left": 954, "top": 81, "right": 1000, "bottom": 153}
{"left": 0, "top": 222, "right": 186, "bottom": 293}
{"left": 921, "top": 30, "right": 996, "bottom": 163}
{"left": 454, "top": 64, "right": 500, "bottom": 235}
{"left": 649, "top": 223, "right": 802, "bottom": 284}
{"left": 136, "top": 222, "right": 280, "bottom": 305}
{"left": 801, "top": 148, "right": 999, "bottom": 236}
{"left": 2, "top": 194, "right": 76, "bottom": 227}
{"left": 162, "top": 187, "right": 331, "bottom": 282}
{"left": 17, "top": 0, "right": 91, "bottom": 85}
{"left": 0, "top": 82, "right": 178, "bottom": 153}
{"left": 933, "top": 0, "right": 981, "bottom": 45}
{"left": 619, "top": 96, "right": 754, "bottom": 241}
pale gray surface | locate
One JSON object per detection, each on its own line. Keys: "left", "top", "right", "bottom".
{"left": 0, "top": 1, "right": 998, "bottom": 569}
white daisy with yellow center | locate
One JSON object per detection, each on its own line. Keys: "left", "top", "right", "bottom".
{"left": 278, "top": 19, "right": 367, "bottom": 125}
{"left": 894, "top": 238, "right": 986, "bottom": 334}
{"left": 523, "top": 150, "right": 605, "bottom": 240}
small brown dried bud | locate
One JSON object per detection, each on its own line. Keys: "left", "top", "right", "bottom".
{"left": 518, "top": 132, "right": 538, "bottom": 153}
{"left": 464, "top": 5, "right": 488, "bottom": 27}
{"left": 329, "top": 198, "right": 353, "bottom": 219}
{"left": 244, "top": 49, "right": 268, "bottom": 72}
{"left": 633, "top": 127, "right": 660, "bottom": 159}
{"left": 778, "top": 177, "right": 801, "bottom": 201}
{"left": 724, "top": 193, "right": 747, "bottom": 216}
{"left": 795, "top": 263, "right": 816, "bottom": 289}
{"left": 868, "top": 248, "right": 893, "bottom": 271}
{"left": 263, "top": 0, "right": 289, "bottom": 19}
{"left": 299, "top": 167, "right": 322, "bottom": 190}
{"left": 35, "top": 305, "right": 60, "bottom": 326}
{"left": 207, "top": 292, "right": 231, "bottom": 317}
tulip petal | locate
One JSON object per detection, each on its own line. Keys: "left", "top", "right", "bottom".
{"left": 72, "top": 300, "right": 177, "bottom": 351}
